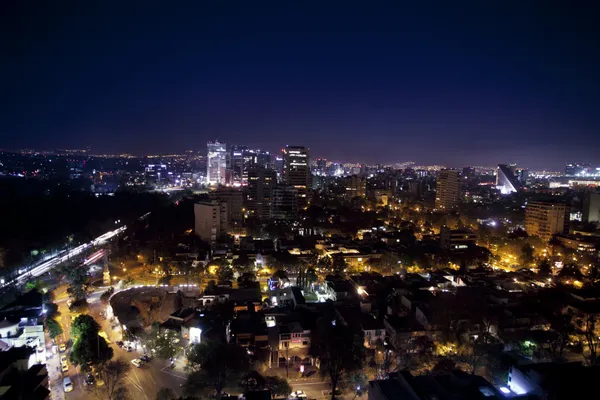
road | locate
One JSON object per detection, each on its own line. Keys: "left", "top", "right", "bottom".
{"left": 1, "top": 226, "right": 127, "bottom": 288}
{"left": 52, "top": 284, "right": 185, "bottom": 399}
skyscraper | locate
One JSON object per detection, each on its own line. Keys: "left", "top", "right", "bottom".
{"left": 282, "top": 146, "right": 310, "bottom": 207}
{"left": 245, "top": 167, "right": 276, "bottom": 220}
{"left": 271, "top": 185, "right": 299, "bottom": 220}
{"left": 435, "top": 169, "right": 460, "bottom": 210}
{"left": 525, "top": 200, "right": 569, "bottom": 242}
{"left": 207, "top": 141, "right": 227, "bottom": 185}
{"left": 496, "top": 164, "right": 521, "bottom": 194}
{"left": 230, "top": 145, "right": 247, "bottom": 187}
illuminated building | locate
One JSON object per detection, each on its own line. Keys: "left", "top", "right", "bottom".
{"left": 206, "top": 141, "right": 227, "bottom": 185}
{"left": 435, "top": 169, "right": 460, "bottom": 210}
{"left": 246, "top": 167, "right": 276, "bottom": 220}
{"left": 440, "top": 226, "right": 476, "bottom": 251}
{"left": 496, "top": 164, "right": 521, "bottom": 194}
{"left": 194, "top": 200, "right": 228, "bottom": 244}
{"left": 525, "top": 200, "right": 569, "bottom": 242}
{"left": 230, "top": 145, "right": 247, "bottom": 186}
{"left": 282, "top": 146, "right": 310, "bottom": 207}
{"left": 565, "top": 162, "right": 592, "bottom": 176}
{"left": 344, "top": 175, "right": 366, "bottom": 199}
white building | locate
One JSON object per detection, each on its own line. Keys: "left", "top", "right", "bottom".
{"left": 207, "top": 141, "right": 227, "bottom": 185}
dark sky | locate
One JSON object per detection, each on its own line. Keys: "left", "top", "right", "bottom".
{"left": 2, "top": 1, "right": 599, "bottom": 169}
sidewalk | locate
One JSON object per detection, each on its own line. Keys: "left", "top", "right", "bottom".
{"left": 46, "top": 342, "right": 65, "bottom": 400}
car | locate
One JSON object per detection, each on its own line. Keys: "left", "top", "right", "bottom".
{"left": 131, "top": 359, "right": 142, "bottom": 368}
{"left": 84, "top": 373, "right": 95, "bottom": 386}
{"left": 59, "top": 343, "right": 67, "bottom": 353}
{"left": 61, "top": 363, "right": 69, "bottom": 373}
{"left": 116, "top": 341, "right": 124, "bottom": 348}
{"left": 125, "top": 346, "right": 133, "bottom": 352}
{"left": 63, "top": 377, "right": 73, "bottom": 393}
{"left": 60, "top": 355, "right": 68, "bottom": 365}
{"left": 139, "top": 354, "right": 151, "bottom": 362}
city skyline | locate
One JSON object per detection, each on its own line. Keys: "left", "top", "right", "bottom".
{"left": 2, "top": 2, "right": 600, "bottom": 169}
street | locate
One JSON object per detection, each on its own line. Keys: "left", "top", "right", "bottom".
{"left": 50, "top": 284, "right": 186, "bottom": 399}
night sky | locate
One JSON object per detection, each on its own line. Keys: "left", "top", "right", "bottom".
{"left": 2, "top": 1, "right": 599, "bottom": 169}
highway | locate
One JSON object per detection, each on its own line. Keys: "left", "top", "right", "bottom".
{"left": 1, "top": 225, "right": 127, "bottom": 288}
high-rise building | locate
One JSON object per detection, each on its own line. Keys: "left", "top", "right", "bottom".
{"left": 212, "top": 187, "right": 243, "bottom": 227}
{"left": 230, "top": 145, "right": 247, "bottom": 187}
{"left": 583, "top": 193, "right": 600, "bottom": 223}
{"left": 435, "top": 169, "right": 460, "bottom": 210}
{"left": 344, "top": 175, "right": 366, "bottom": 199}
{"left": 207, "top": 141, "right": 227, "bottom": 185}
{"left": 194, "top": 200, "right": 229, "bottom": 244}
{"left": 461, "top": 166, "right": 475, "bottom": 180}
{"left": 282, "top": 146, "right": 310, "bottom": 207}
{"left": 271, "top": 185, "right": 298, "bottom": 220}
{"left": 241, "top": 149, "right": 271, "bottom": 185}
{"left": 245, "top": 167, "right": 276, "bottom": 220}
{"left": 496, "top": 164, "right": 521, "bottom": 194}
{"left": 525, "top": 200, "right": 570, "bottom": 242}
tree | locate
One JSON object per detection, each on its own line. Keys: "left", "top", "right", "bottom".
{"left": 100, "top": 287, "right": 115, "bottom": 305}
{"left": 70, "top": 314, "right": 113, "bottom": 370}
{"left": 46, "top": 318, "right": 63, "bottom": 340}
{"left": 538, "top": 259, "right": 552, "bottom": 276}
{"left": 239, "top": 370, "right": 266, "bottom": 393}
{"left": 88, "top": 359, "right": 129, "bottom": 400}
{"left": 264, "top": 376, "right": 292, "bottom": 397}
{"left": 156, "top": 388, "right": 177, "bottom": 400}
{"left": 431, "top": 358, "right": 456, "bottom": 374}
{"left": 72, "top": 315, "right": 101, "bottom": 340}
{"left": 575, "top": 312, "right": 600, "bottom": 365}
{"left": 61, "top": 264, "right": 90, "bottom": 300}
{"left": 218, "top": 265, "right": 234, "bottom": 283}
{"left": 70, "top": 331, "right": 113, "bottom": 370}
{"left": 331, "top": 254, "right": 347, "bottom": 275}
{"left": 145, "top": 326, "right": 182, "bottom": 360}
{"left": 310, "top": 317, "right": 365, "bottom": 400}
{"left": 521, "top": 243, "right": 535, "bottom": 265}
{"left": 185, "top": 341, "right": 251, "bottom": 398}
{"left": 305, "top": 268, "right": 318, "bottom": 287}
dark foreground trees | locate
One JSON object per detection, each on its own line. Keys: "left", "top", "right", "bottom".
{"left": 310, "top": 317, "right": 365, "bottom": 400}
{"left": 185, "top": 341, "right": 251, "bottom": 398}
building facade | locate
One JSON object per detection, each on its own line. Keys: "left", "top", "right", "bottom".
{"left": 207, "top": 141, "right": 227, "bottom": 186}
{"left": 282, "top": 146, "right": 310, "bottom": 208}
{"left": 435, "top": 169, "right": 460, "bottom": 210}
{"left": 525, "top": 200, "right": 569, "bottom": 242}
{"left": 271, "top": 185, "right": 298, "bottom": 220}
{"left": 583, "top": 192, "right": 600, "bottom": 223}
{"left": 246, "top": 167, "right": 276, "bottom": 220}
{"left": 194, "top": 200, "right": 229, "bottom": 243}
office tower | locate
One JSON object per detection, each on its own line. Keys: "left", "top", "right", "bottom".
{"left": 212, "top": 187, "right": 243, "bottom": 227}
{"left": 246, "top": 167, "right": 276, "bottom": 220}
{"left": 241, "top": 149, "right": 272, "bottom": 185}
{"left": 515, "top": 168, "right": 529, "bottom": 185}
{"left": 525, "top": 200, "right": 570, "bottom": 242}
{"left": 344, "top": 175, "right": 366, "bottom": 199}
{"left": 230, "top": 145, "right": 247, "bottom": 187}
{"left": 583, "top": 193, "right": 600, "bottom": 223}
{"left": 207, "top": 141, "right": 227, "bottom": 185}
{"left": 194, "top": 200, "right": 229, "bottom": 243}
{"left": 282, "top": 146, "right": 310, "bottom": 207}
{"left": 496, "top": 164, "right": 521, "bottom": 194}
{"left": 271, "top": 185, "right": 299, "bottom": 220}
{"left": 435, "top": 169, "right": 461, "bottom": 210}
